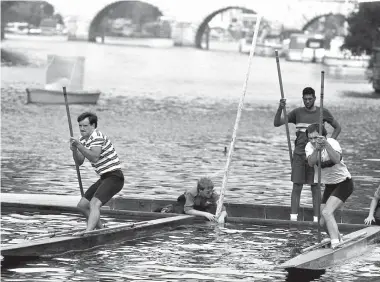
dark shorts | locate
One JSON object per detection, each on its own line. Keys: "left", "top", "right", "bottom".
{"left": 322, "top": 178, "right": 354, "bottom": 204}
{"left": 291, "top": 153, "right": 315, "bottom": 185}
{"left": 84, "top": 169, "right": 124, "bottom": 205}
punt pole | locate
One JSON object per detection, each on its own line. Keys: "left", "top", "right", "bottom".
{"left": 63, "top": 86, "right": 84, "bottom": 197}
{"left": 215, "top": 15, "right": 262, "bottom": 218}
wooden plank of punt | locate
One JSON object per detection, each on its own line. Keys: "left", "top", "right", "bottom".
{"left": 228, "top": 217, "right": 367, "bottom": 232}
{"left": 1, "top": 194, "right": 369, "bottom": 231}
{"left": 1, "top": 193, "right": 78, "bottom": 207}
{"left": 108, "top": 196, "right": 369, "bottom": 225}
{"left": 280, "top": 226, "right": 380, "bottom": 270}
{"left": 2, "top": 193, "right": 369, "bottom": 224}
{"left": 1, "top": 215, "right": 194, "bottom": 265}
{"left": 0, "top": 201, "right": 367, "bottom": 232}
{"left": 1, "top": 202, "right": 177, "bottom": 220}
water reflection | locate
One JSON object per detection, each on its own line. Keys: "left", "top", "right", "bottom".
{"left": 286, "top": 268, "right": 326, "bottom": 282}
{"left": 2, "top": 218, "right": 380, "bottom": 281}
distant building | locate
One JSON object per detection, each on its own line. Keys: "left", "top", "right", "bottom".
{"left": 40, "top": 18, "right": 58, "bottom": 35}
{"left": 5, "top": 22, "right": 29, "bottom": 34}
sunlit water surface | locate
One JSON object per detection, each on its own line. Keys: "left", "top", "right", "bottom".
{"left": 1, "top": 210, "right": 380, "bottom": 282}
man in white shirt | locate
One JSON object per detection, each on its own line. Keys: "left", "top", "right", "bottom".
{"left": 305, "top": 123, "right": 354, "bottom": 249}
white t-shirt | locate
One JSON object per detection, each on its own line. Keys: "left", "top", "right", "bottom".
{"left": 305, "top": 138, "right": 351, "bottom": 184}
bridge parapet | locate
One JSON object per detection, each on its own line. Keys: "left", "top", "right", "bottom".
{"left": 2, "top": 0, "right": 357, "bottom": 46}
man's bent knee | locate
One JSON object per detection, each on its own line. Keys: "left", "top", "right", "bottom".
{"left": 89, "top": 197, "right": 103, "bottom": 210}
{"left": 321, "top": 208, "right": 334, "bottom": 219}
{"left": 77, "top": 198, "right": 90, "bottom": 211}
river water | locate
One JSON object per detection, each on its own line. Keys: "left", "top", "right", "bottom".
{"left": 1, "top": 210, "right": 380, "bottom": 282}
{"left": 1, "top": 36, "right": 380, "bottom": 281}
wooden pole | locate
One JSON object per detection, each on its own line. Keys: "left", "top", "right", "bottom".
{"left": 63, "top": 87, "right": 84, "bottom": 197}
{"left": 317, "top": 71, "right": 325, "bottom": 243}
{"left": 275, "top": 50, "right": 293, "bottom": 167}
{"left": 215, "top": 15, "right": 262, "bottom": 218}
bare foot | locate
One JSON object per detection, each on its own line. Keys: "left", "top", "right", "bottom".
{"left": 72, "top": 231, "right": 87, "bottom": 237}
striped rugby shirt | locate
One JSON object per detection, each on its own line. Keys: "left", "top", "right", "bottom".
{"left": 288, "top": 106, "right": 335, "bottom": 155}
{"left": 79, "top": 129, "right": 121, "bottom": 175}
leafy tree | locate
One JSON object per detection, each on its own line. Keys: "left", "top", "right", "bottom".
{"left": 1, "top": 1, "right": 60, "bottom": 40}
{"left": 54, "top": 13, "right": 64, "bottom": 25}
{"left": 43, "top": 3, "right": 54, "bottom": 16}
{"left": 343, "top": 2, "right": 380, "bottom": 55}
{"left": 1, "top": 1, "right": 54, "bottom": 27}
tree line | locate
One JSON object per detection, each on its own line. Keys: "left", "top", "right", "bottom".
{"left": 343, "top": 1, "right": 380, "bottom": 55}
{"left": 1, "top": 1, "right": 63, "bottom": 39}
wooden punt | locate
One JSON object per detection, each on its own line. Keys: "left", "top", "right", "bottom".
{"left": 1, "top": 193, "right": 378, "bottom": 269}
{"left": 26, "top": 88, "right": 100, "bottom": 104}
{"left": 106, "top": 196, "right": 370, "bottom": 229}
{"left": 1, "top": 193, "right": 371, "bottom": 231}
{"left": 280, "top": 225, "right": 380, "bottom": 270}
{"left": 1, "top": 214, "right": 194, "bottom": 267}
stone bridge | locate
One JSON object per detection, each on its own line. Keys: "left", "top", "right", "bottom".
{"left": 2, "top": 0, "right": 357, "bottom": 47}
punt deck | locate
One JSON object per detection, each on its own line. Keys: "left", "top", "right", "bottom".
{"left": 1, "top": 214, "right": 194, "bottom": 267}
{"left": 280, "top": 225, "right": 380, "bottom": 270}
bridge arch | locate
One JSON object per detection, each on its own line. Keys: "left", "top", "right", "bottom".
{"left": 302, "top": 13, "right": 346, "bottom": 34}
{"left": 87, "top": 0, "right": 164, "bottom": 42}
{"left": 195, "top": 6, "right": 256, "bottom": 49}
{"left": 302, "top": 13, "right": 347, "bottom": 48}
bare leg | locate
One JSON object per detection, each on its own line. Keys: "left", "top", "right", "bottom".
{"left": 77, "top": 197, "right": 103, "bottom": 229}
{"left": 319, "top": 203, "right": 329, "bottom": 235}
{"left": 291, "top": 183, "right": 303, "bottom": 215}
{"left": 320, "top": 196, "right": 344, "bottom": 241}
{"left": 86, "top": 197, "right": 103, "bottom": 232}
{"left": 310, "top": 184, "right": 320, "bottom": 218}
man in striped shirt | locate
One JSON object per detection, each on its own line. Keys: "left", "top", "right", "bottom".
{"left": 70, "top": 112, "right": 124, "bottom": 234}
{"left": 274, "top": 87, "right": 341, "bottom": 222}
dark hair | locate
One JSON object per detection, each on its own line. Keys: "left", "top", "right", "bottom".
{"left": 77, "top": 112, "right": 98, "bottom": 128}
{"left": 302, "top": 87, "right": 315, "bottom": 97}
{"left": 306, "top": 123, "right": 327, "bottom": 137}
{"left": 197, "top": 177, "right": 214, "bottom": 191}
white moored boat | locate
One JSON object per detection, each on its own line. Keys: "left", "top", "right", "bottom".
{"left": 26, "top": 88, "right": 101, "bottom": 104}
{"left": 25, "top": 55, "right": 101, "bottom": 105}
{"left": 323, "top": 55, "right": 370, "bottom": 68}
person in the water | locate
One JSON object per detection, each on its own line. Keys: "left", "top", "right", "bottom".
{"left": 161, "top": 177, "right": 227, "bottom": 224}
